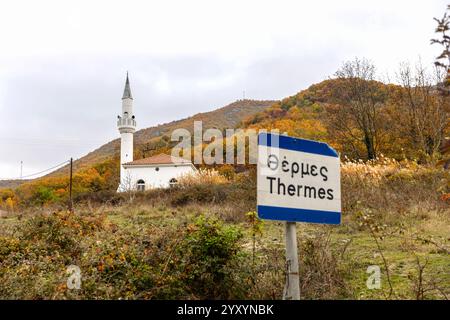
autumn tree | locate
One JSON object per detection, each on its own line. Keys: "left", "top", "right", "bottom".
{"left": 431, "top": 5, "right": 450, "bottom": 168}
{"left": 0, "top": 188, "right": 18, "bottom": 211}
{"left": 395, "top": 62, "right": 448, "bottom": 159}
{"left": 431, "top": 5, "right": 450, "bottom": 94}
{"left": 327, "top": 58, "right": 388, "bottom": 160}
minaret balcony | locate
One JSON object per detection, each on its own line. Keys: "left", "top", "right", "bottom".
{"left": 117, "top": 118, "right": 136, "bottom": 130}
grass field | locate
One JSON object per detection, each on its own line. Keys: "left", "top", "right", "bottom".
{"left": 0, "top": 160, "right": 449, "bottom": 300}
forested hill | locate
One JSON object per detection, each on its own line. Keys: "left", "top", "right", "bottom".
{"left": 3, "top": 71, "right": 448, "bottom": 191}
{"left": 241, "top": 78, "right": 448, "bottom": 161}
{"left": 47, "top": 99, "right": 278, "bottom": 177}
{"left": 1, "top": 74, "right": 448, "bottom": 207}
{"left": 62, "top": 75, "right": 447, "bottom": 180}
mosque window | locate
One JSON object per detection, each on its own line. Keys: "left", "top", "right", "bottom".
{"left": 136, "top": 179, "right": 145, "bottom": 191}
{"left": 169, "top": 178, "right": 178, "bottom": 187}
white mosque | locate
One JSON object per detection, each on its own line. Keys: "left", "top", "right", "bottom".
{"left": 117, "top": 73, "right": 196, "bottom": 192}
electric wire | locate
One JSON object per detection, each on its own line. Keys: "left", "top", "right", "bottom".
{"left": 0, "top": 159, "right": 70, "bottom": 181}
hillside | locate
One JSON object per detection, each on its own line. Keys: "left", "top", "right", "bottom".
{"left": 241, "top": 79, "right": 448, "bottom": 161}
{"left": 1, "top": 77, "right": 447, "bottom": 207}
{"left": 0, "top": 180, "right": 29, "bottom": 189}
{"left": 23, "top": 99, "right": 277, "bottom": 180}
{"left": 7, "top": 77, "right": 445, "bottom": 186}
{"left": 0, "top": 99, "right": 276, "bottom": 190}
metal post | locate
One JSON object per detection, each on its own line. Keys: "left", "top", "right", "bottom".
{"left": 283, "top": 221, "right": 300, "bottom": 300}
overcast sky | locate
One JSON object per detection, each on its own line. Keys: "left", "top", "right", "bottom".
{"left": 0, "top": 0, "right": 447, "bottom": 179}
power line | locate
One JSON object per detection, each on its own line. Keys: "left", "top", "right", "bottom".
{"left": 20, "top": 160, "right": 71, "bottom": 179}
{"left": 0, "top": 159, "right": 71, "bottom": 181}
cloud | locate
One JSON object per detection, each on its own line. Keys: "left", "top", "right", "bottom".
{"left": 0, "top": 0, "right": 447, "bottom": 178}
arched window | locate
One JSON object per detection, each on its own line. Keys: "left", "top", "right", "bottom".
{"left": 169, "top": 178, "right": 178, "bottom": 187}
{"left": 136, "top": 179, "right": 145, "bottom": 191}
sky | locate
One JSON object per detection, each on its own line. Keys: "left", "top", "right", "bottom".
{"left": 0, "top": 0, "right": 447, "bottom": 179}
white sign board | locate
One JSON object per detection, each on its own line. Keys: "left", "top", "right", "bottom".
{"left": 257, "top": 133, "right": 341, "bottom": 224}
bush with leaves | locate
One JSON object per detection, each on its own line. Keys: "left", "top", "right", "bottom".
{"left": 175, "top": 216, "right": 244, "bottom": 299}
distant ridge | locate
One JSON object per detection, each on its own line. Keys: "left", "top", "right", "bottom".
{"left": 0, "top": 179, "right": 30, "bottom": 189}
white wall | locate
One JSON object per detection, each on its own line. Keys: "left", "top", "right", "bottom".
{"left": 120, "top": 132, "right": 133, "bottom": 185}
{"left": 122, "top": 164, "right": 196, "bottom": 190}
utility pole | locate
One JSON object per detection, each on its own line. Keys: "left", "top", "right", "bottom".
{"left": 69, "top": 158, "right": 73, "bottom": 212}
{"left": 20, "top": 161, "right": 23, "bottom": 180}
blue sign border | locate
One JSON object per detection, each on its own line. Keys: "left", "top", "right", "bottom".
{"left": 257, "top": 205, "right": 341, "bottom": 224}
{"left": 257, "top": 132, "right": 341, "bottom": 224}
{"left": 258, "top": 132, "right": 338, "bottom": 157}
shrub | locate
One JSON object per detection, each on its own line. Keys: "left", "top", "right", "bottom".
{"left": 175, "top": 216, "right": 244, "bottom": 299}
{"left": 74, "top": 189, "right": 126, "bottom": 205}
{"left": 299, "top": 231, "right": 352, "bottom": 299}
{"left": 177, "top": 169, "right": 229, "bottom": 186}
{"left": 217, "top": 164, "right": 236, "bottom": 180}
{"left": 18, "top": 211, "right": 105, "bottom": 256}
{"left": 170, "top": 184, "right": 229, "bottom": 206}
{"left": 32, "top": 186, "right": 58, "bottom": 206}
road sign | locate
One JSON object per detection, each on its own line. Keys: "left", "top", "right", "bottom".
{"left": 257, "top": 132, "right": 341, "bottom": 224}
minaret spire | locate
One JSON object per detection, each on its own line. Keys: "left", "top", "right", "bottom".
{"left": 122, "top": 71, "right": 133, "bottom": 100}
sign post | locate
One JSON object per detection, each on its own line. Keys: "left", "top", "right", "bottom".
{"left": 284, "top": 221, "right": 300, "bottom": 300}
{"left": 257, "top": 132, "right": 341, "bottom": 300}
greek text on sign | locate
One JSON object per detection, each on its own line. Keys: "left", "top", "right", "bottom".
{"left": 257, "top": 132, "right": 341, "bottom": 224}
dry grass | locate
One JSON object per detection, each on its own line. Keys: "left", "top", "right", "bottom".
{"left": 177, "top": 169, "right": 229, "bottom": 186}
